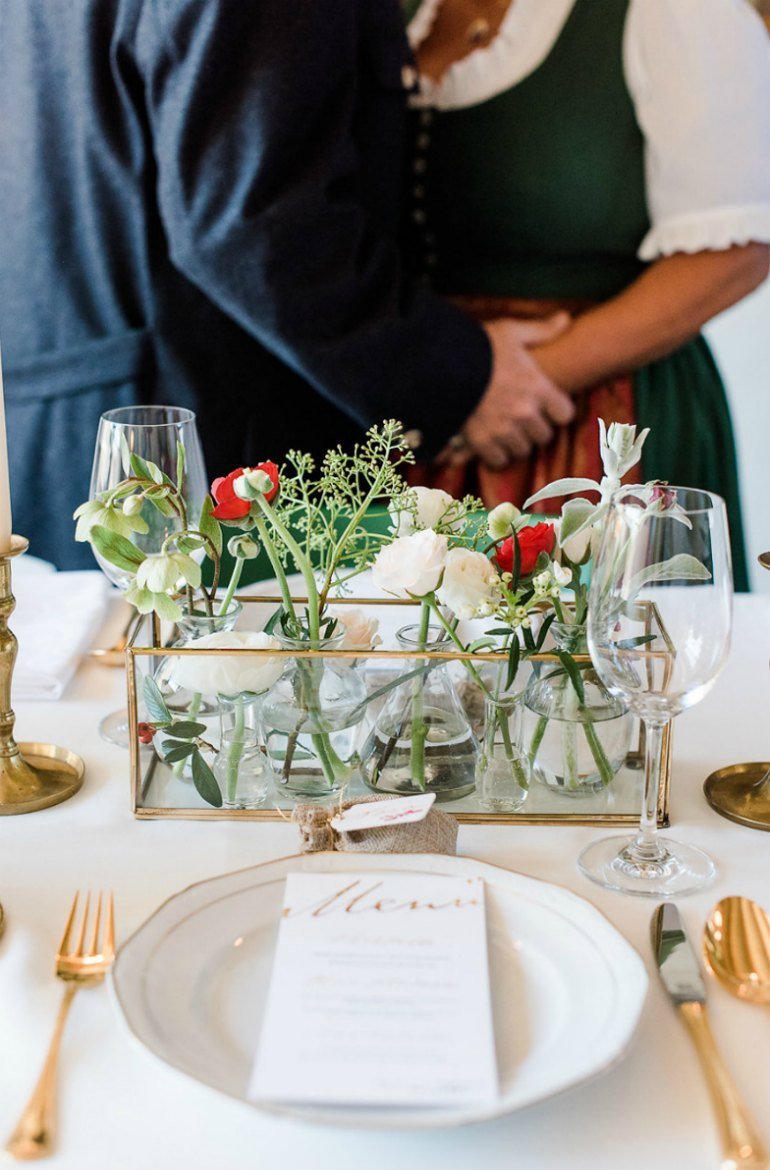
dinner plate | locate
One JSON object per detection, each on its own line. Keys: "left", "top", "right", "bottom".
{"left": 112, "top": 853, "right": 648, "bottom": 1128}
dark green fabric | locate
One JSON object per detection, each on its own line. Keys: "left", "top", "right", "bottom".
{"left": 410, "top": 0, "right": 749, "bottom": 589}
{"left": 635, "top": 337, "right": 749, "bottom": 591}
{"left": 418, "top": 0, "right": 648, "bottom": 301}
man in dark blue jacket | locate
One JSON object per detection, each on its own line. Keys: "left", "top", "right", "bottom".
{"left": 0, "top": 1, "right": 572, "bottom": 567}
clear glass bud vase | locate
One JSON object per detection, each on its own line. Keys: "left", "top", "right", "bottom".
{"left": 214, "top": 694, "right": 268, "bottom": 810}
{"left": 360, "top": 624, "right": 478, "bottom": 801}
{"left": 476, "top": 693, "right": 530, "bottom": 812}
{"left": 260, "top": 632, "right": 366, "bottom": 800}
{"left": 523, "top": 621, "right": 633, "bottom": 796}
{"left": 152, "top": 600, "right": 243, "bottom": 778}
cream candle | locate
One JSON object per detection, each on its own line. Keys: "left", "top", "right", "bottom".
{"left": 0, "top": 346, "right": 12, "bottom": 553}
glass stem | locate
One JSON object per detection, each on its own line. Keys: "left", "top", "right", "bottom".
{"left": 629, "top": 718, "right": 667, "bottom": 863}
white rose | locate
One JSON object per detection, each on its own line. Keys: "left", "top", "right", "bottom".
{"left": 371, "top": 529, "right": 448, "bottom": 598}
{"left": 327, "top": 608, "right": 382, "bottom": 651}
{"left": 170, "top": 631, "right": 283, "bottom": 696}
{"left": 389, "top": 487, "right": 458, "bottom": 536}
{"left": 560, "top": 524, "right": 593, "bottom": 565}
{"left": 436, "top": 547, "right": 500, "bottom": 621}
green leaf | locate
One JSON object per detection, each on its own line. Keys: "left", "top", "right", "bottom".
{"left": 198, "top": 495, "right": 223, "bottom": 558}
{"left": 505, "top": 636, "right": 521, "bottom": 690}
{"left": 557, "top": 650, "right": 586, "bottom": 704}
{"left": 177, "top": 535, "right": 205, "bottom": 555}
{"left": 129, "top": 452, "right": 159, "bottom": 483}
{"left": 559, "top": 497, "right": 598, "bottom": 544}
{"left": 263, "top": 606, "right": 284, "bottom": 635}
{"left": 162, "top": 742, "right": 197, "bottom": 764}
{"left": 192, "top": 751, "right": 222, "bottom": 807}
{"left": 90, "top": 524, "right": 146, "bottom": 573}
{"left": 534, "top": 612, "right": 556, "bottom": 652}
{"left": 143, "top": 676, "right": 172, "bottom": 725}
{"left": 176, "top": 440, "right": 186, "bottom": 492}
{"left": 615, "top": 634, "right": 656, "bottom": 651}
{"left": 165, "top": 720, "right": 208, "bottom": 739}
{"left": 629, "top": 553, "right": 711, "bottom": 595}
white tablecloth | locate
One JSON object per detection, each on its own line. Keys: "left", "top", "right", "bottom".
{"left": 1, "top": 596, "right": 769, "bottom": 1170}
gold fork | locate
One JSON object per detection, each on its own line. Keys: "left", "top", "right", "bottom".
{"left": 5, "top": 892, "right": 116, "bottom": 1161}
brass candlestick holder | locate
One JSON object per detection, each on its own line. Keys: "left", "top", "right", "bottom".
{"left": 703, "top": 551, "right": 770, "bottom": 831}
{"left": 0, "top": 535, "right": 85, "bottom": 815}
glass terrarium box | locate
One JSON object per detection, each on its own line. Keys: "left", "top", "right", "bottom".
{"left": 127, "top": 593, "right": 671, "bottom": 825}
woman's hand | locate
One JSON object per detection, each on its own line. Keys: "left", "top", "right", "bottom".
{"left": 531, "top": 244, "right": 770, "bottom": 392}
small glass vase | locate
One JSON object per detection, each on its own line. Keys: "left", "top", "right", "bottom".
{"left": 214, "top": 730, "right": 269, "bottom": 810}
{"left": 476, "top": 694, "right": 530, "bottom": 812}
{"left": 360, "top": 624, "right": 478, "bottom": 801}
{"left": 523, "top": 621, "right": 633, "bottom": 796}
{"left": 153, "top": 601, "right": 243, "bottom": 777}
{"left": 260, "top": 632, "right": 366, "bottom": 800}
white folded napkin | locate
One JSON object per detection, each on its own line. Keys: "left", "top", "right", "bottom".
{"left": 11, "top": 560, "right": 112, "bottom": 700}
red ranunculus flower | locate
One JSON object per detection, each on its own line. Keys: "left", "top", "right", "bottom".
{"left": 494, "top": 522, "right": 556, "bottom": 578}
{"left": 211, "top": 468, "right": 250, "bottom": 520}
{"left": 251, "top": 461, "right": 280, "bottom": 503}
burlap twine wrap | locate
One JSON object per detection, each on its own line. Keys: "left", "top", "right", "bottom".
{"left": 292, "top": 795, "right": 458, "bottom": 856}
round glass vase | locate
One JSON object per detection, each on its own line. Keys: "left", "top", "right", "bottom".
{"left": 360, "top": 624, "right": 478, "bottom": 801}
{"left": 213, "top": 726, "right": 268, "bottom": 811}
{"left": 523, "top": 621, "right": 634, "bottom": 796}
{"left": 476, "top": 693, "right": 530, "bottom": 813}
{"left": 152, "top": 600, "right": 243, "bottom": 779}
{"left": 260, "top": 632, "right": 366, "bottom": 801}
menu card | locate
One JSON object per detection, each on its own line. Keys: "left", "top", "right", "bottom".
{"left": 250, "top": 871, "right": 498, "bottom": 1108}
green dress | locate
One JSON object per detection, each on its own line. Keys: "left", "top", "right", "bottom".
{"left": 407, "top": 0, "right": 750, "bottom": 589}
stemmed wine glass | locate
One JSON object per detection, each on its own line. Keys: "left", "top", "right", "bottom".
{"left": 88, "top": 405, "right": 207, "bottom": 745}
{"left": 581, "top": 486, "right": 733, "bottom": 897}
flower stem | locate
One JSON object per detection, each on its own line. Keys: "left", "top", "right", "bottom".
{"left": 410, "top": 601, "right": 431, "bottom": 789}
{"left": 217, "top": 556, "right": 244, "bottom": 617}
{"left": 226, "top": 695, "right": 246, "bottom": 804}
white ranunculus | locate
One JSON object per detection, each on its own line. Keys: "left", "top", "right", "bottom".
{"left": 327, "top": 608, "right": 382, "bottom": 651}
{"left": 371, "top": 529, "right": 448, "bottom": 598}
{"left": 487, "top": 502, "right": 520, "bottom": 541}
{"left": 170, "top": 631, "right": 283, "bottom": 696}
{"left": 436, "top": 548, "right": 500, "bottom": 621}
{"left": 389, "top": 487, "right": 458, "bottom": 536}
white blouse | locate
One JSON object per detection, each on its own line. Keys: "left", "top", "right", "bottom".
{"left": 408, "top": 0, "right": 770, "bottom": 261}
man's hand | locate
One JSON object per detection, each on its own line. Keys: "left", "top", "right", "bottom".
{"left": 446, "top": 315, "right": 575, "bottom": 469}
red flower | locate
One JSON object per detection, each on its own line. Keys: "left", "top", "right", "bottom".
{"left": 494, "top": 522, "right": 556, "bottom": 578}
{"left": 210, "top": 462, "right": 280, "bottom": 521}
{"left": 211, "top": 468, "right": 250, "bottom": 520}
{"left": 137, "top": 722, "right": 156, "bottom": 745}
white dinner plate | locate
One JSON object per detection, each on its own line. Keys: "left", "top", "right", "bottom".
{"left": 112, "top": 852, "right": 648, "bottom": 1129}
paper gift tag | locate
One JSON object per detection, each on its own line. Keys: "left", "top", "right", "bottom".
{"left": 250, "top": 871, "right": 499, "bottom": 1107}
{"left": 329, "top": 793, "right": 436, "bottom": 833}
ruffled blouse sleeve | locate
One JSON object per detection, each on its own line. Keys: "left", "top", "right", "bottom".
{"left": 624, "top": 0, "right": 770, "bottom": 260}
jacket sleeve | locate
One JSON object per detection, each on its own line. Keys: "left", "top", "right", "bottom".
{"left": 138, "top": 0, "right": 490, "bottom": 456}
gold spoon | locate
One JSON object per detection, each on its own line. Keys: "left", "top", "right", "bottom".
{"left": 704, "top": 896, "right": 770, "bottom": 1006}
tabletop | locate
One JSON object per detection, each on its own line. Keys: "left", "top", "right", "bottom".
{"left": 1, "top": 592, "right": 769, "bottom": 1170}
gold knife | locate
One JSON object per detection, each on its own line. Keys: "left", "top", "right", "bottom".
{"left": 652, "top": 903, "right": 768, "bottom": 1170}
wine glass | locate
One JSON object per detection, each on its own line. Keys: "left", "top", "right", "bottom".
{"left": 581, "top": 486, "right": 733, "bottom": 897}
{"left": 89, "top": 405, "right": 208, "bottom": 745}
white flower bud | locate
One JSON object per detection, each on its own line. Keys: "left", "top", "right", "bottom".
{"left": 488, "top": 502, "right": 520, "bottom": 541}
{"left": 234, "top": 468, "right": 274, "bottom": 501}
{"left": 227, "top": 534, "right": 261, "bottom": 560}
{"left": 122, "top": 494, "right": 144, "bottom": 516}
